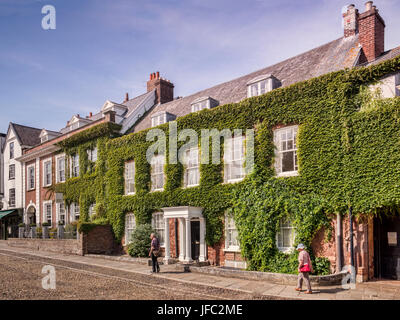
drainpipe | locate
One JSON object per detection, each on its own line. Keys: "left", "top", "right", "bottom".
{"left": 349, "top": 206, "right": 355, "bottom": 282}
{"left": 336, "top": 212, "right": 343, "bottom": 273}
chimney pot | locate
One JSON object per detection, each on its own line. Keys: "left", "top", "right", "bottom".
{"left": 365, "top": 1, "right": 373, "bottom": 11}
{"left": 156, "top": 71, "right": 160, "bottom": 79}
{"left": 89, "top": 112, "right": 93, "bottom": 117}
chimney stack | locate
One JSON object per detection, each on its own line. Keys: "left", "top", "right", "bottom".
{"left": 343, "top": 4, "right": 359, "bottom": 38}
{"left": 358, "top": 1, "right": 385, "bottom": 63}
{"left": 124, "top": 92, "right": 129, "bottom": 103}
{"left": 147, "top": 71, "right": 174, "bottom": 104}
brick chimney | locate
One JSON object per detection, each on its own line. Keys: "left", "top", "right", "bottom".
{"left": 147, "top": 72, "right": 174, "bottom": 104}
{"left": 358, "top": 1, "right": 385, "bottom": 63}
{"left": 343, "top": 4, "right": 359, "bottom": 38}
{"left": 123, "top": 92, "right": 129, "bottom": 103}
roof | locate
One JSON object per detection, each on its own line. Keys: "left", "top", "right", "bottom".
{"left": 122, "top": 90, "right": 156, "bottom": 118}
{"left": 11, "top": 123, "right": 42, "bottom": 147}
{"left": 133, "top": 36, "right": 362, "bottom": 133}
{"left": 362, "top": 45, "right": 400, "bottom": 67}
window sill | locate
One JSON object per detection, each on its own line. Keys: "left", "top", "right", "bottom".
{"left": 278, "top": 247, "right": 295, "bottom": 254}
{"left": 185, "top": 184, "right": 200, "bottom": 188}
{"left": 151, "top": 189, "right": 164, "bottom": 193}
{"left": 124, "top": 193, "right": 136, "bottom": 196}
{"left": 276, "top": 171, "right": 298, "bottom": 178}
{"left": 224, "top": 248, "right": 241, "bottom": 253}
{"left": 27, "top": 188, "right": 35, "bottom": 192}
{"left": 225, "top": 178, "right": 245, "bottom": 184}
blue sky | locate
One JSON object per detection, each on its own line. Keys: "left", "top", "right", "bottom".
{"left": 0, "top": 0, "right": 399, "bottom": 134}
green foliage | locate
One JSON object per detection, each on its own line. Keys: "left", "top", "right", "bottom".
{"left": 55, "top": 55, "right": 400, "bottom": 274}
{"left": 231, "top": 176, "right": 331, "bottom": 274}
{"left": 313, "top": 257, "right": 331, "bottom": 276}
{"left": 127, "top": 223, "right": 155, "bottom": 257}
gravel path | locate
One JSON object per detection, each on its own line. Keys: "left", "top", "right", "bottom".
{"left": 0, "top": 250, "right": 278, "bottom": 300}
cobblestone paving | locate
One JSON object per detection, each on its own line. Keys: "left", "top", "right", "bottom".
{"left": 0, "top": 250, "right": 285, "bottom": 300}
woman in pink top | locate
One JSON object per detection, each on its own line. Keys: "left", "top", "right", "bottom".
{"left": 295, "top": 243, "right": 313, "bottom": 294}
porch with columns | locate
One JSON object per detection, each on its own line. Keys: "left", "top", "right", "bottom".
{"left": 161, "top": 206, "right": 206, "bottom": 264}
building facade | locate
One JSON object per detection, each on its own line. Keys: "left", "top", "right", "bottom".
{"left": 7, "top": 2, "right": 400, "bottom": 281}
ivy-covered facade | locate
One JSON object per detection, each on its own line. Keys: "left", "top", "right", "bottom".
{"left": 16, "top": 3, "right": 400, "bottom": 281}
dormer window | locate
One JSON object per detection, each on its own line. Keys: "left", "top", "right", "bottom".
{"left": 39, "top": 129, "right": 61, "bottom": 144}
{"left": 151, "top": 112, "right": 176, "bottom": 128}
{"left": 247, "top": 74, "right": 281, "bottom": 98}
{"left": 191, "top": 97, "right": 219, "bottom": 113}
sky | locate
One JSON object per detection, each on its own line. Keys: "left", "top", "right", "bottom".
{"left": 0, "top": 0, "right": 399, "bottom": 134}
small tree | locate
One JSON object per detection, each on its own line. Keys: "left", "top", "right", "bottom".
{"left": 127, "top": 223, "right": 155, "bottom": 258}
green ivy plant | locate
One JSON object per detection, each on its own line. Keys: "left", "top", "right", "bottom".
{"left": 54, "top": 55, "right": 400, "bottom": 274}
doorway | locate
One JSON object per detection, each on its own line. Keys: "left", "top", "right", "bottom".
{"left": 374, "top": 215, "right": 400, "bottom": 279}
{"left": 191, "top": 220, "right": 200, "bottom": 261}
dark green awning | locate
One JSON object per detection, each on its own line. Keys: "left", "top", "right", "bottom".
{"left": 0, "top": 210, "right": 16, "bottom": 220}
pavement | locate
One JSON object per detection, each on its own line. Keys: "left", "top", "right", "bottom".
{"left": 0, "top": 242, "right": 399, "bottom": 300}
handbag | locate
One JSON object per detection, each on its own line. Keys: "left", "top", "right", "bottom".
{"left": 300, "top": 263, "right": 311, "bottom": 273}
{"left": 152, "top": 249, "right": 160, "bottom": 257}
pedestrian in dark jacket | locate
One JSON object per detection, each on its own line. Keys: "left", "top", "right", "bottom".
{"left": 149, "top": 233, "right": 160, "bottom": 273}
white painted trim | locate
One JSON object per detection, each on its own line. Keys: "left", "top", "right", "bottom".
{"left": 42, "top": 157, "right": 52, "bottom": 187}
{"left": 26, "top": 164, "right": 36, "bottom": 191}
{"left": 55, "top": 153, "right": 66, "bottom": 183}
{"left": 42, "top": 200, "right": 53, "bottom": 225}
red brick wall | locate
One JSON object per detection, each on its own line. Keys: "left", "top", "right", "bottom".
{"left": 312, "top": 216, "right": 373, "bottom": 279}
{"left": 81, "top": 225, "right": 116, "bottom": 255}
{"left": 208, "top": 238, "right": 225, "bottom": 266}
{"left": 169, "top": 218, "right": 178, "bottom": 258}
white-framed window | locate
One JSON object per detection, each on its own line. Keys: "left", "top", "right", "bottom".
{"left": 124, "top": 161, "right": 135, "bottom": 195}
{"left": 9, "top": 164, "right": 15, "bottom": 180}
{"left": 89, "top": 204, "right": 96, "bottom": 217}
{"left": 88, "top": 147, "right": 98, "bottom": 162}
{"left": 225, "top": 213, "right": 240, "bottom": 251}
{"left": 71, "top": 154, "right": 79, "bottom": 177}
{"left": 273, "top": 125, "right": 299, "bottom": 177}
{"left": 41, "top": 135, "right": 48, "bottom": 143}
{"left": 125, "top": 213, "right": 136, "bottom": 244}
{"left": 247, "top": 79, "right": 268, "bottom": 98}
{"left": 191, "top": 100, "right": 209, "bottom": 113}
{"left": 276, "top": 219, "right": 296, "bottom": 253}
{"left": 27, "top": 165, "right": 35, "bottom": 190}
{"left": 71, "top": 203, "right": 80, "bottom": 221}
{"left": 152, "top": 212, "right": 165, "bottom": 246}
{"left": 9, "top": 142, "right": 14, "bottom": 159}
{"left": 151, "top": 113, "right": 166, "bottom": 127}
{"left": 56, "top": 155, "right": 66, "bottom": 183}
{"left": 43, "top": 159, "right": 52, "bottom": 186}
{"left": 224, "top": 135, "right": 245, "bottom": 183}
{"left": 43, "top": 201, "right": 52, "bottom": 225}
{"left": 184, "top": 147, "right": 200, "bottom": 187}
{"left": 57, "top": 203, "right": 66, "bottom": 225}
{"left": 151, "top": 155, "right": 165, "bottom": 191}
{"left": 9, "top": 188, "right": 15, "bottom": 207}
